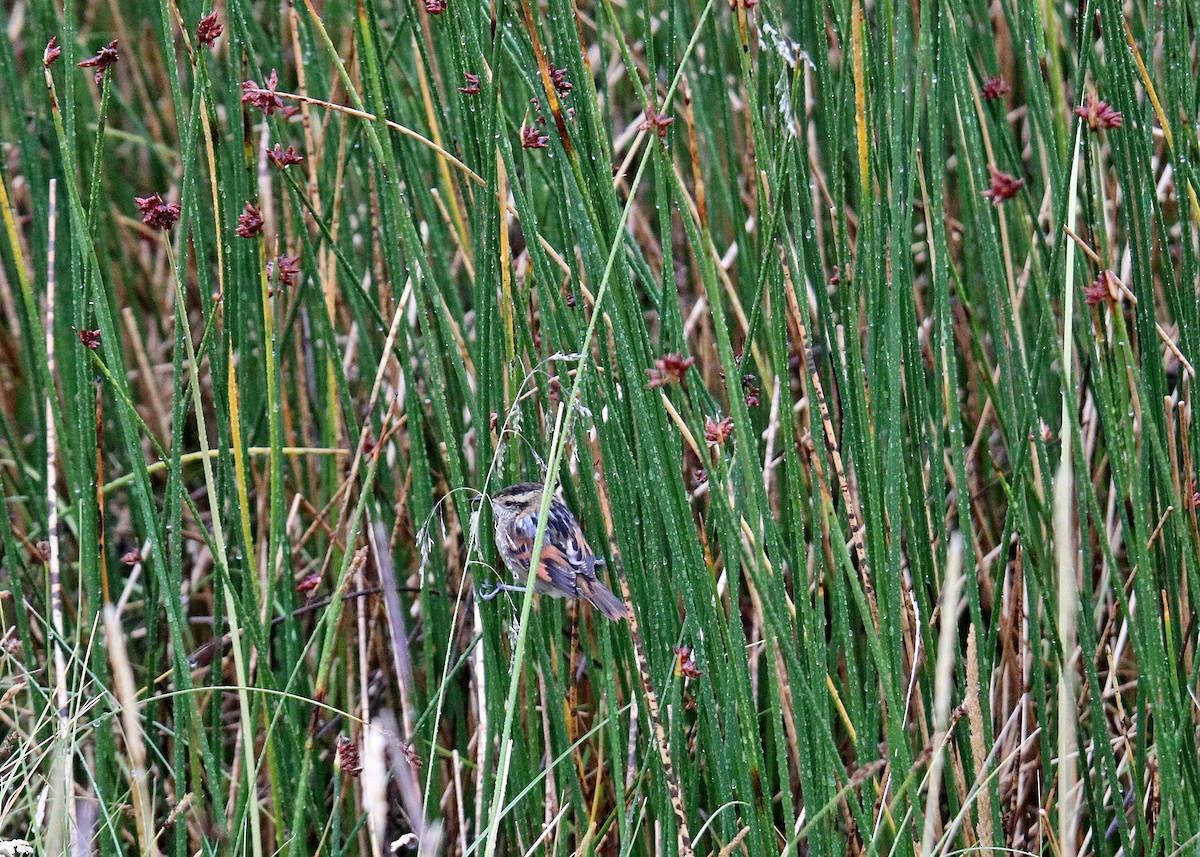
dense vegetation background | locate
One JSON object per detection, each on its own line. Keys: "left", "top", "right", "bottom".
{"left": 1, "top": 0, "right": 1198, "bottom": 853}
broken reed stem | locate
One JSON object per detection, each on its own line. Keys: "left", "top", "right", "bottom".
{"left": 44, "top": 176, "right": 76, "bottom": 857}
{"left": 965, "top": 628, "right": 994, "bottom": 847}
{"left": 104, "top": 606, "right": 162, "bottom": 857}
{"left": 919, "top": 533, "right": 964, "bottom": 855}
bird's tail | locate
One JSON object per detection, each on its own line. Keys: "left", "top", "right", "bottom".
{"left": 578, "top": 576, "right": 628, "bottom": 621}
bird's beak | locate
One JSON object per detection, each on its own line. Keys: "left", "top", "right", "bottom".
{"left": 470, "top": 493, "right": 485, "bottom": 509}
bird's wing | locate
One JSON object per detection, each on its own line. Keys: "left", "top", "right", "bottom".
{"left": 508, "top": 500, "right": 593, "bottom": 595}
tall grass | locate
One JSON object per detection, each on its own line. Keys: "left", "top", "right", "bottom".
{"left": 1, "top": 0, "right": 1198, "bottom": 853}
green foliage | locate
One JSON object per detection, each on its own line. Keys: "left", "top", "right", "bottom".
{"left": 1, "top": 0, "right": 1197, "bottom": 853}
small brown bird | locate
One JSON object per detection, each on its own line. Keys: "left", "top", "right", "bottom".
{"left": 481, "top": 482, "right": 628, "bottom": 621}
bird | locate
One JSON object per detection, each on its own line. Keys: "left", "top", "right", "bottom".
{"left": 480, "top": 482, "right": 628, "bottom": 621}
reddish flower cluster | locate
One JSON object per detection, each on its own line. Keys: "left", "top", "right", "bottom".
{"left": 269, "top": 255, "right": 301, "bottom": 289}
{"left": 1084, "top": 270, "right": 1119, "bottom": 306}
{"left": 742, "top": 373, "right": 760, "bottom": 407}
{"left": 1075, "top": 95, "right": 1122, "bottom": 131}
{"left": 296, "top": 572, "right": 322, "bottom": 594}
{"left": 44, "top": 37, "right": 62, "bottom": 67}
{"left": 983, "top": 165, "right": 1023, "bottom": 205}
{"left": 267, "top": 144, "right": 304, "bottom": 168}
{"left": 647, "top": 352, "right": 695, "bottom": 387}
{"left": 674, "top": 646, "right": 703, "bottom": 679}
{"left": 242, "top": 70, "right": 284, "bottom": 115}
{"left": 981, "top": 76, "right": 1011, "bottom": 100}
{"left": 236, "top": 202, "right": 264, "bottom": 237}
{"left": 705, "top": 415, "right": 734, "bottom": 445}
{"left": 134, "top": 193, "right": 181, "bottom": 230}
{"left": 196, "top": 11, "right": 223, "bottom": 48}
{"left": 425, "top": 0, "right": 447, "bottom": 13}
{"left": 335, "top": 735, "right": 362, "bottom": 777}
{"left": 78, "top": 328, "right": 101, "bottom": 349}
{"left": 459, "top": 73, "right": 480, "bottom": 95}
{"left": 693, "top": 467, "right": 707, "bottom": 485}
{"left": 401, "top": 743, "right": 423, "bottom": 768}
{"left": 78, "top": 40, "right": 119, "bottom": 84}
{"left": 549, "top": 63, "right": 572, "bottom": 97}
{"left": 640, "top": 107, "right": 674, "bottom": 139}
{"left": 521, "top": 124, "right": 550, "bottom": 149}
{"left": 828, "top": 265, "right": 840, "bottom": 286}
